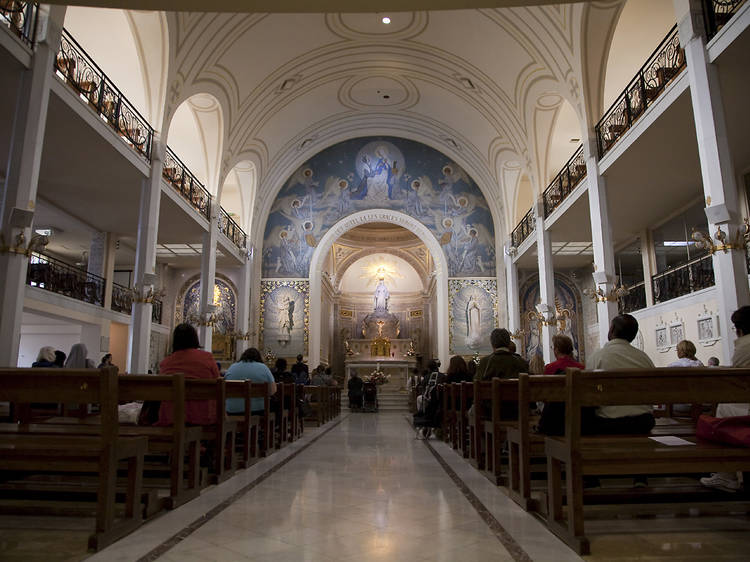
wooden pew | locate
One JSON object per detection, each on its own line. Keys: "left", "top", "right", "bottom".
{"left": 226, "top": 381, "right": 274, "bottom": 467}
{"left": 183, "top": 378, "right": 238, "bottom": 484}
{"left": 545, "top": 367, "right": 750, "bottom": 555}
{"left": 480, "top": 378, "right": 520, "bottom": 485}
{"left": 305, "top": 386, "right": 326, "bottom": 427}
{"left": 2, "top": 374, "right": 203, "bottom": 511}
{"left": 507, "top": 374, "right": 565, "bottom": 510}
{"left": 0, "top": 368, "right": 147, "bottom": 551}
{"left": 458, "top": 382, "right": 472, "bottom": 458}
{"left": 275, "top": 383, "right": 291, "bottom": 445}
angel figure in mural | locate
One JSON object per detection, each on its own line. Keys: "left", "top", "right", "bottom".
{"left": 373, "top": 277, "right": 390, "bottom": 312}
{"left": 279, "top": 227, "right": 300, "bottom": 274}
{"left": 404, "top": 177, "right": 425, "bottom": 217}
{"left": 465, "top": 294, "right": 482, "bottom": 349}
{"left": 458, "top": 226, "right": 481, "bottom": 274}
{"left": 438, "top": 165, "right": 461, "bottom": 215}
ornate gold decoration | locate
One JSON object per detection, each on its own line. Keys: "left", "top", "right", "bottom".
{"left": 0, "top": 232, "right": 48, "bottom": 257}
{"left": 691, "top": 219, "right": 750, "bottom": 255}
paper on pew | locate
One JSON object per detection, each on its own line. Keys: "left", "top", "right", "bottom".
{"left": 649, "top": 436, "right": 696, "bottom": 446}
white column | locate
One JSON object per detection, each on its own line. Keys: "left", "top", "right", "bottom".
{"left": 198, "top": 215, "right": 218, "bottom": 352}
{"left": 89, "top": 232, "right": 116, "bottom": 358}
{"left": 128, "top": 139, "right": 165, "bottom": 373}
{"left": 640, "top": 230, "right": 655, "bottom": 308}
{"left": 676, "top": 0, "right": 750, "bottom": 362}
{"left": 534, "top": 200, "right": 555, "bottom": 363}
{"left": 0, "top": 7, "right": 65, "bottom": 367}
{"left": 235, "top": 250, "right": 252, "bottom": 360}
{"left": 584, "top": 138, "right": 619, "bottom": 346}
{"left": 504, "top": 238, "right": 520, "bottom": 334}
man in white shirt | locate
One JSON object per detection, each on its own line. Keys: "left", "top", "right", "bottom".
{"left": 701, "top": 306, "right": 750, "bottom": 493}
{"left": 584, "top": 314, "right": 656, "bottom": 435}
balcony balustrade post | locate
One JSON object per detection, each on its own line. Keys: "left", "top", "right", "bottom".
{"left": 583, "top": 137, "right": 619, "bottom": 346}
{"left": 677, "top": 0, "right": 750, "bottom": 362}
{"left": 0, "top": 5, "right": 66, "bottom": 367}
{"left": 128, "top": 137, "right": 165, "bottom": 374}
{"left": 534, "top": 199, "right": 555, "bottom": 363}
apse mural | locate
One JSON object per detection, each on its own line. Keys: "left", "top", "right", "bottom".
{"left": 260, "top": 280, "right": 309, "bottom": 358}
{"left": 519, "top": 273, "right": 584, "bottom": 363}
{"left": 449, "top": 279, "right": 498, "bottom": 355}
{"left": 176, "top": 274, "right": 237, "bottom": 335}
{"left": 262, "top": 137, "right": 496, "bottom": 278}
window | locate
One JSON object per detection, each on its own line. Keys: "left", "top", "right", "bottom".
{"left": 652, "top": 202, "right": 708, "bottom": 273}
{"left": 614, "top": 238, "right": 643, "bottom": 288}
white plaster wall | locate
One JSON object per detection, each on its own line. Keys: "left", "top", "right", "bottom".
{"left": 18, "top": 324, "right": 82, "bottom": 367}
{"left": 631, "top": 289, "right": 724, "bottom": 366}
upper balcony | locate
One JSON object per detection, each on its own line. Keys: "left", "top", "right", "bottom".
{"left": 704, "top": 0, "right": 748, "bottom": 40}
{"left": 54, "top": 28, "right": 153, "bottom": 162}
{"left": 162, "top": 146, "right": 212, "bottom": 221}
{"left": 218, "top": 206, "right": 247, "bottom": 251}
{"left": 511, "top": 207, "right": 535, "bottom": 249}
{"left": 542, "top": 145, "right": 586, "bottom": 219}
{"left": 596, "top": 25, "right": 686, "bottom": 159}
{"left": 1, "top": 1, "right": 38, "bottom": 47}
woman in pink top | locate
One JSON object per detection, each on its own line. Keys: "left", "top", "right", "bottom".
{"left": 157, "top": 323, "right": 219, "bottom": 426}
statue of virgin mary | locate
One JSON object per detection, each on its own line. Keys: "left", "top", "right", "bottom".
{"left": 466, "top": 294, "right": 482, "bottom": 349}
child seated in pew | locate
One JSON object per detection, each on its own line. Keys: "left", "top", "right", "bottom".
{"left": 157, "top": 323, "right": 220, "bottom": 426}
{"left": 536, "top": 335, "right": 585, "bottom": 436}
{"left": 225, "top": 348, "right": 277, "bottom": 415}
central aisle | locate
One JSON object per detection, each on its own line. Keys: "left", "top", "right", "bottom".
{"left": 157, "top": 414, "right": 519, "bottom": 561}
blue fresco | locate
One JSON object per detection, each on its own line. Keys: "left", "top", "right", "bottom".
{"left": 180, "top": 277, "right": 237, "bottom": 335}
{"left": 262, "top": 137, "right": 496, "bottom": 278}
{"left": 519, "top": 274, "right": 584, "bottom": 363}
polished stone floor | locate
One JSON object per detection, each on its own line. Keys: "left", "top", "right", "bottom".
{"left": 3, "top": 413, "right": 750, "bottom": 561}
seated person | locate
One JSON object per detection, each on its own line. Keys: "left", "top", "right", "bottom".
{"left": 348, "top": 372, "right": 364, "bottom": 409}
{"left": 537, "top": 334, "right": 585, "bottom": 436}
{"left": 584, "top": 314, "right": 655, "bottom": 435}
{"left": 702, "top": 305, "right": 750, "bottom": 492}
{"left": 273, "top": 357, "right": 295, "bottom": 384}
{"left": 476, "top": 328, "right": 529, "bottom": 420}
{"left": 584, "top": 314, "right": 654, "bottom": 488}
{"left": 158, "top": 323, "right": 220, "bottom": 426}
{"left": 225, "top": 347, "right": 277, "bottom": 415}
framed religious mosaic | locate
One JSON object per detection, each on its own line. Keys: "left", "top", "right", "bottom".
{"left": 260, "top": 280, "right": 309, "bottom": 358}
{"left": 655, "top": 320, "right": 669, "bottom": 353}
{"left": 697, "top": 307, "right": 720, "bottom": 346}
{"left": 669, "top": 318, "right": 685, "bottom": 347}
{"left": 448, "top": 279, "right": 498, "bottom": 355}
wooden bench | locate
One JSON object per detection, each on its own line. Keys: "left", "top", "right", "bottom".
{"left": 184, "top": 378, "right": 238, "bottom": 484}
{"left": 545, "top": 367, "right": 750, "bottom": 554}
{"left": 226, "top": 381, "right": 274, "bottom": 467}
{"left": 458, "top": 382, "right": 473, "bottom": 458}
{"left": 3, "top": 373, "right": 203, "bottom": 511}
{"left": 507, "top": 374, "right": 565, "bottom": 510}
{"left": 0, "top": 368, "right": 148, "bottom": 551}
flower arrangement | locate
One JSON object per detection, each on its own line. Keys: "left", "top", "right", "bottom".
{"left": 365, "top": 368, "right": 390, "bottom": 385}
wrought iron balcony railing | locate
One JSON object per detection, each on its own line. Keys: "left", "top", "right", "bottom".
{"left": 27, "top": 252, "right": 105, "bottom": 307}
{"left": 543, "top": 145, "right": 587, "bottom": 218}
{"left": 596, "top": 25, "right": 686, "bottom": 158}
{"left": 652, "top": 254, "right": 714, "bottom": 304}
{"left": 54, "top": 29, "right": 154, "bottom": 161}
{"left": 511, "top": 207, "right": 535, "bottom": 248}
{"left": 1, "top": 1, "right": 38, "bottom": 46}
{"left": 703, "top": 0, "right": 746, "bottom": 39}
{"left": 152, "top": 298, "right": 163, "bottom": 324}
{"left": 163, "top": 146, "right": 212, "bottom": 220}
{"left": 618, "top": 281, "right": 647, "bottom": 314}
{"left": 111, "top": 281, "right": 133, "bottom": 315}
{"left": 218, "top": 206, "right": 247, "bottom": 250}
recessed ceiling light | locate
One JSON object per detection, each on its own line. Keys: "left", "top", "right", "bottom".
{"left": 382, "top": 16, "right": 391, "bottom": 24}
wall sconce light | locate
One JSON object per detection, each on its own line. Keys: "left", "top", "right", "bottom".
{"left": 510, "top": 328, "right": 527, "bottom": 340}
{"left": 132, "top": 283, "right": 166, "bottom": 304}
{"left": 692, "top": 219, "right": 750, "bottom": 255}
{"left": 504, "top": 245, "right": 517, "bottom": 257}
{"left": 0, "top": 232, "right": 49, "bottom": 257}
{"left": 583, "top": 282, "right": 629, "bottom": 303}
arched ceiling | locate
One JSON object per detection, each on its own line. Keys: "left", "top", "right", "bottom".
{"left": 161, "top": 6, "right": 594, "bottom": 242}
{"left": 49, "top": 1, "right": 583, "bottom": 13}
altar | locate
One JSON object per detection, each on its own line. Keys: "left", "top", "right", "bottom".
{"left": 344, "top": 358, "right": 416, "bottom": 389}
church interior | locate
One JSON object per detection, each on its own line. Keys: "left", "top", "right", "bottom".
{"left": 1, "top": 0, "right": 750, "bottom": 559}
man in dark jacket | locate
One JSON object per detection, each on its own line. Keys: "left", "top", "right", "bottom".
{"left": 475, "top": 328, "right": 529, "bottom": 381}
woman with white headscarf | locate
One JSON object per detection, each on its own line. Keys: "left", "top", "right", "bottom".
{"left": 64, "top": 343, "right": 96, "bottom": 369}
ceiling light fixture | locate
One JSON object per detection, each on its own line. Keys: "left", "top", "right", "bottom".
{"left": 382, "top": 16, "right": 391, "bottom": 24}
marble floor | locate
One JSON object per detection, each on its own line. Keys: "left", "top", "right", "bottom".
{"left": 3, "top": 413, "right": 750, "bottom": 561}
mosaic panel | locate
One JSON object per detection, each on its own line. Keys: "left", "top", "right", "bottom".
{"left": 449, "top": 279, "right": 498, "bottom": 356}
{"left": 260, "top": 280, "right": 309, "bottom": 358}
